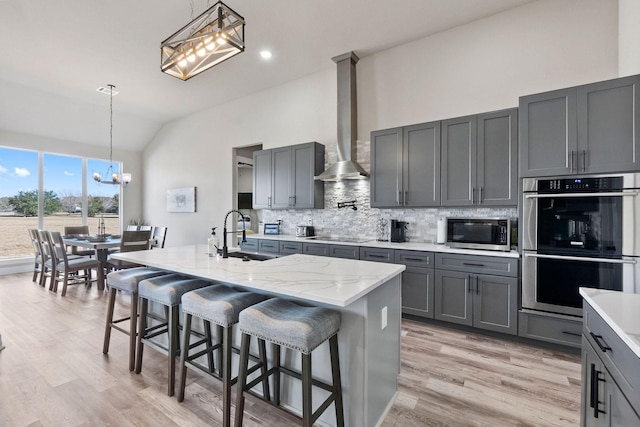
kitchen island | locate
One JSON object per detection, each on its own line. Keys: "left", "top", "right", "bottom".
{"left": 111, "top": 244, "right": 405, "bottom": 427}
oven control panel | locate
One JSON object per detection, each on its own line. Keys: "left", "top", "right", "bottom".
{"left": 539, "top": 176, "right": 622, "bottom": 192}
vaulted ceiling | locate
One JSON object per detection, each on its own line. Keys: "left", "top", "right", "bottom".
{"left": 0, "top": 0, "right": 533, "bottom": 151}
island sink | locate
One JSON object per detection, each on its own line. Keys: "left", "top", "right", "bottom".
{"left": 226, "top": 251, "right": 278, "bottom": 261}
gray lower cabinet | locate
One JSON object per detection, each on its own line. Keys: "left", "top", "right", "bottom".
{"left": 239, "top": 238, "right": 258, "bottom": 251}
{"left": 258, "top": 239, "right": 279, "bottom": 253}
{"left": 581, "top": 303, "right": 640, "bottom": 426}
{"left": 517, "top": 310, "right": 582, "bottom": 348}
{"left": 520, "top": 74, "right": 640, "bottom": 177}
{"left": 360, "top": 247, "right": 394, "bottom": 263}
{"left": 253, "top": 142, "right": 325, "bottom": 209}
{"left": 370, "top": 121, "right": 441, "bottom": 208}
{"left": 329, "top": 245, "right": 359, "bottom": 260}
{"left": 302, "top": 242, "right": 330, "bottom": 257}
{"left": 279, "top": 241, "right": 302, "bottom": 254}
{"left": 434, "top": 253, "right": 518, "bottom": 335}
{"left": 395, "top": 250, "right": 434, "bottom": 318}
{"left": 441, "top": 108, "right": 517, "bottom": 207}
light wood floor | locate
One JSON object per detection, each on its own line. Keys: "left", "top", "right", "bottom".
{"left": 0, "top": 272, "right": 581, "bottom": 426}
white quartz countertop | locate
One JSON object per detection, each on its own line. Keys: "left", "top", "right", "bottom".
{"left": 580, "top": 288, "right": 640, "bottom": 359}
{"left": 111, "top": 244, "right": 405, "bottom": 307}
{"left": 247, "top": 234, "right": 520, "bottom": 258}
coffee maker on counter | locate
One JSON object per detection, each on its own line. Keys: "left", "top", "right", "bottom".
{"left": 390, "top": 220, "right": 407, "bottom": 243}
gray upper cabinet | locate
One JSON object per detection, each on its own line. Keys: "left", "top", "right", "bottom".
{"left": 441, "top": 115, "right": 476, "bottom": 206}
{"left": 252, "top": 150, "right": 273, "bottom": 208}
{"left": 477, "top": 109, "right": 518, "bottom": 205}
{"left": 520, "top": 75, "right": 640, "bottom": 177}
{"left": 370, "top": 121, "right": 440, "bottom": 208}
{"left": 253, "top": 142, "right": 325, "bottom": 209}
{"left": 519, "top": 88, "right": 576, "bottom": 177}
{"left": 577, "top": 76, "right": 640, "bottom": 174}
{"left": 441, "top": 108, "right": 517, "bottom": 206}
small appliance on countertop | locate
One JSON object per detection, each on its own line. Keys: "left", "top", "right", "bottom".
{"left": 296, "top": 225, "right": 315, "bottom": 237}
{"left": 263, "top": 223, "right": 280, "bottom": 235}
{"left": 390, "top": 220, "right": 407, "bottom": 243}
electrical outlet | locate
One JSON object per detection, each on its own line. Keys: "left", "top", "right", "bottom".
{"left": 306, "top": 217, "right": 313, "bottom": 226}
{"left": 381, "top": 306, "right": 388, "bottom": 330}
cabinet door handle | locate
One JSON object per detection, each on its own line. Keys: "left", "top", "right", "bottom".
{"left": 581, "top": 150, "right": 587, "bottom": 172}
{"left": 590, "top": 364, "right": 606, "bottom": 418}
{"left": 404, "top": 190, "right": 407, "bottom": 205}
{"left": 479, "top": 187, "right": 483, "bottom": 204}
{"left": 472, "top": 187, "right": 476, "bottom": 204}
{"left": 590, "top": 332, "right": 612, "bottom": 352}
{"left": 589, "top": 364, "right": 597, "bottom": 410}
{"left": 561, "top": 330, "right": 581, "bottom": 337}
{"left": 397, "top": 190, "right": 402, "bottom": 206}
{"left": 467, "top": 275, "right": 471, "bottom": 293}
{"left": 569, "top": 150, "right": 575, "bottom": 172}
{"left": 475, "top": 275, "right": 479, "bottom": 295}
{"left": 268, "top": 196, "right": 272, "bottom": 208}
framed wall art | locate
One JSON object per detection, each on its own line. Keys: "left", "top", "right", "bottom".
{"left": 167, "top": 186, "right": 196, "bottom": 212}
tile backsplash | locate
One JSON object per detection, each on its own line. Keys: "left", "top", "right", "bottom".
{"left": 256, "top": 179, "right": 516, "bottom": 243}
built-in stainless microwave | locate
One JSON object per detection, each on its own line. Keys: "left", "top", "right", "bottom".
{"left": 446, "top": 218, "right": 514, "bottom": 251}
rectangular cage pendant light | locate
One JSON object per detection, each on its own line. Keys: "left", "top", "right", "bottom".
{"left": 160, "top": 1, "right": 245, "bottom": 81}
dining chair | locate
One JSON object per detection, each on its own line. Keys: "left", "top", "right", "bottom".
{"left": 139, "top": 225, "right": 152, "bottom": 231}
{"left": 37, "top": 230, "right": 55, "bottom": 288}
{"left": 47, "top": 231, "right": 104, "bottom": 296}
{"left": 151, "top": 227, "right": 167, "bottom": 249}
{"left": 107, "top": 230, "right": 153, "bottom": 271}
{"left": 63, "top": 225, "right": 94, "bottom": 257}
{"left": 28, "top": 228, "right": 43, "bottom": 283}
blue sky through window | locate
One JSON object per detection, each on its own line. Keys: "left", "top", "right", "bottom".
{"left": 0, "top": 147, "right": 120, "bottom": 198}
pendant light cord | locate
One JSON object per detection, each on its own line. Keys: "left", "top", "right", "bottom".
{"left": 108, "top": 84, "right": 115, "bottom": 164}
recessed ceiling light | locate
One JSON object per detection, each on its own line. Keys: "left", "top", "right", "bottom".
{"left": 260, "top": 50, "right": 272, "bottom": 60}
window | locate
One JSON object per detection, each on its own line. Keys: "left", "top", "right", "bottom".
{"left": 0, "top": 147, "right": 39, "bottom": 258}
{"left": 0, "top": 147, "right": 122, "bottom": 260}
{"left": 43, "top": 153, "right": 84, "bottom": 231}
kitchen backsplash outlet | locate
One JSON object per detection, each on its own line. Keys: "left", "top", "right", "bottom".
{"left": 260, "top": 179, "right": 517, "bottom": 243}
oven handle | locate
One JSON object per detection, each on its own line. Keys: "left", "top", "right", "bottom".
{"left": 524, "top": 252, "right": 638, "bottom": 264}
{"left": 524, "top": 190, "right": 638, "bottom": 199}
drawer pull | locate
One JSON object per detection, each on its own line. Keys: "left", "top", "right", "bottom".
{"left": 368, "top": 254, "right": 387, "bottom": 259}
{"left": 404, "top": 257, "right": 425, "bottom": 262}
{"left": 463, "top": 262, "right": 485, "bottom": 267}
{"left": 590, "top": 332, "right": 612, "bottom": 352}
{"left": 561, "top": 330, "right": 581, "bottom": 337}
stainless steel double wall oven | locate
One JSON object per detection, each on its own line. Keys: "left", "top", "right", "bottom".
{"left": 522, "top": 173, "right": 640, "bottom": 317}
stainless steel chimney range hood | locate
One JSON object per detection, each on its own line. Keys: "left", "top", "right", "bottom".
{"left": 315, "top": 52, "right": 369, "bottom": 181}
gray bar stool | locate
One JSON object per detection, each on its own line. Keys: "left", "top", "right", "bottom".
{"left": 177, "top": 285, "right": 270, "bottom": 427}
{"left": 135, "top": 274, "right": 211, "bottom": 396}
{"left": 234, "top": 298, "right": 344, "bottom": 427}
{"left": 103, "top": 267, "right": 170, "bottom": 371}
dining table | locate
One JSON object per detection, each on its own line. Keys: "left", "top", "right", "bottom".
{"left": 62, "top": 236, "right": 122, "bottom": 268}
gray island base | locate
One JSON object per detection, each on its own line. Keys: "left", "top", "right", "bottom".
{"left": 111, "top": 245, "right": 405, "bottom": 427}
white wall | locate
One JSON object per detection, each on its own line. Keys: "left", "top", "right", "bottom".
{"left": 619, "top": 0, "right": 640, "bottom": 76}
{"left": 143, "top": 0, "right": 620, "bottom": 246}
{"left": 142, "top": 70, "right": 335, "bottom": 246}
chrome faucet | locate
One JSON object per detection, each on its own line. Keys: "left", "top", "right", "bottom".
{"left": 222, "top": 209, "right": 247, "bottom": 258}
